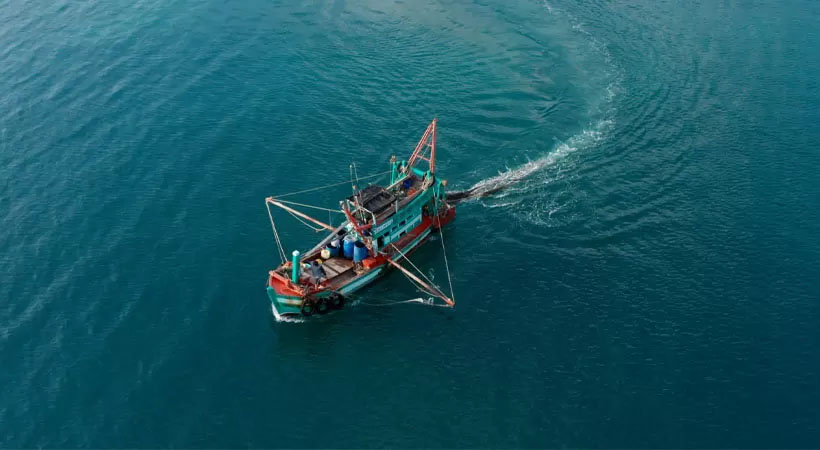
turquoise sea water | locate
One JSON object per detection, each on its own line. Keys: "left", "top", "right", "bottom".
{"left": 2, "top": 0, "right": 820, "bottom": 447}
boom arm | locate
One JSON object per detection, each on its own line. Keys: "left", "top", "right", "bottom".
{"left": 266, "top": 197, "right": 335, "bottom": 231}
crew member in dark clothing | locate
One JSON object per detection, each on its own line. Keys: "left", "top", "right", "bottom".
{"left": 310, "top": 260, "right": 326, "bottom": 288}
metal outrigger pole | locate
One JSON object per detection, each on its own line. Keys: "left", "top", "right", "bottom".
{"left": 386, "top": 258, "right": 455, "bottom": 306}
{"left": 266, "top": 197, "right": 335, "bottom": 231}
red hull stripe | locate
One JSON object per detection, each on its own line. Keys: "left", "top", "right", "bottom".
{"left": 268, "top": 210, "right": 451, "bottom": 297}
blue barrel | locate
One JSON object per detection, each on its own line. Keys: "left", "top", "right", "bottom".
{"left": 353, "top": 241, "right": 368, "bottom": 263}
{"left": 343, "top": 236, "right": 356, "bottom": 259}
{"left": 326, "top": 242, "right": 339, "bottom": 257}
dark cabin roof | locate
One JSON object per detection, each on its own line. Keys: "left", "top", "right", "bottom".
{"left": 350, "top": 185, "right": 396, "bottom": 215}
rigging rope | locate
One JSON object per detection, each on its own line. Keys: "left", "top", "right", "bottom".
{"left": 271, "top": 171, "right": 390, "bottom": 199}
{"left": 360, "top": 297, "right": 452, "bottom": 308}
{"left": 275, "top": 199, "right": 346, "bottom": 214}
{"left": 285, "top": 208, "right": 324, "bottom": 232}
{"left": 434, "top": 196, "right": 456, "bottom": 303}
{"left": 265, "top": 201, "right": 287, "bottom": 263}
{"left": 389, "top": 243, "right": 443, "bottom": 298}
{"left": 265, "top": 170, "right": 389, "bottom": 252}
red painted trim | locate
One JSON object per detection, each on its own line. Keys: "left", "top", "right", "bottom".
{"left": 434, "top": 205, "right": 456, "bottom": 229}
{"left": 342, "top": 204, "right": 372, "bottom": 233}
{"left": 269, "top": 271, "right": 304, "bottom": 297}
{"left": 430, "top": 118, "right": 436, "bottom": 173}
{"left": 408, "top": 122, "right": 433, "bottom": 169}
{"left": 269, "top": 198, "right": 455, "bottom": 298}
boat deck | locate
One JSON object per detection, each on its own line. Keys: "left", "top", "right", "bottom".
{"left": 291, "top": 255, "right": 360, "bottom": 290}
{"left": 322, "top": 257, "right": 358, "bottom": 288}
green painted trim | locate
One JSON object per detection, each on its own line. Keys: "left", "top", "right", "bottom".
{"left": 339, "top": 267, "right": 384, "bottom": 295}
{"left": 290, "top": 250, "right": 301, "bottom": 282}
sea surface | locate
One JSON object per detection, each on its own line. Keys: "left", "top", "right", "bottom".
{"left": 2, "top": 0, "right": 819, "bottom": 447}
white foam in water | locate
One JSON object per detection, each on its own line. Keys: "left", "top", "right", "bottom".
{"left": 271, "top": 304, "right": 306, "bottom": 323}
{"left": 464, "top": 118, "right": 613, "bottom": 201}
{"left": 543, "top": 0, "right": 554, "bottom": 13}
{"left": 455, "top": 0, "right": 623, "bottom": 224}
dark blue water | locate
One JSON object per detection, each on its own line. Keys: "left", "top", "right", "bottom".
{"left": 2, "top": 0, "right": 819, "bottom": 447}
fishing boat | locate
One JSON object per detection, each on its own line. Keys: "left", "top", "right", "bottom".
{"left": 264, "top": 119, "right": 456, "bottom": 320}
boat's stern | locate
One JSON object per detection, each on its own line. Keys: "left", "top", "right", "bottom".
{"left": 267, "top": 269, "right": 348, "bottom": 320}
{"left": 266, "top": 285, "right": 303, "bottom": 320}
{"left": 267, "top": 270, "right": 306, "bottom": 320}
{"left": 434, "top": 203, "right": 456, "bottom": 229}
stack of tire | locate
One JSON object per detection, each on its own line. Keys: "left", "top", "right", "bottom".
{"left": 300, "top": 292, "right": 345, "bottom": 317}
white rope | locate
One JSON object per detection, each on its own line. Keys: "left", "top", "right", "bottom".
{"left": 434, "top": 196, "right": 456, "bottom": 303}
{"left": 275, "top": 199, "right": 345, "bottom": 214}
{"left": 389, "top": 243, "right": 442, "bottom": 296}
{"left": 411, "top": 281, "right": 444, "bottom": 299}
{"left": 391, "top": 264, "right": 442, "bottom": 298}
{"left": 360, "top": 297, "right": 451, "bottom": 308}
{"left": 271, "top": 171, "right": 390, "bottom": 198}
{"left": 285, "top": 209, "right": 324, "bottom": 232}
{"left": 361, "top": 298, "right": 429, "bottom": 306}
{"left": 390, "top": 244, "right": 433, "bottom": 285}
{"left": 267, "top": 202, "right": 286, "bottom": 262}
{"left": 265, "top": 201, "right": 287, "bottom": 263}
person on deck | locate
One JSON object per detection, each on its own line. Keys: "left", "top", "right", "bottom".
{"left": 309, "top": 260, "right": 326, "bottom": 288}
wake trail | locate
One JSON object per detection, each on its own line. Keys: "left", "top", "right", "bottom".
{"left": 448, "top": 1, "right": 621, "bottom": 206}
{"left": 447, "top": 119, "right": 613, "bottom": 204}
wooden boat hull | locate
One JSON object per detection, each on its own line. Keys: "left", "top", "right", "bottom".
{"left": 267, "top": 206, "right": 453, "bottom": 319}
{"left": 267, "top": 266, "right": 386, "bottom": 319}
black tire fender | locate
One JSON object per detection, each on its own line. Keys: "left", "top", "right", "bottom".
{"left": 315, "top": 297, "right": 330, "bottom": 315}
{"left": 329, "top": 293, "right": 345, "bottom": 310}
{"left": 300, "top": 297, "right": 316, "bottom": 317}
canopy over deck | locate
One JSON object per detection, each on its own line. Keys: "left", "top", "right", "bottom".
{"left": 349, "top": 185, "right": 396, "bottom": 215}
